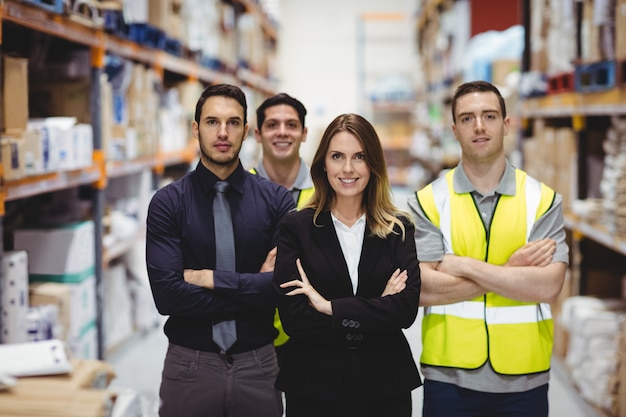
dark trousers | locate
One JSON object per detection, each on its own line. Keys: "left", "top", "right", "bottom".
{"left": 422, "top": 379, "right": 549, "bottom": 417}
{"left": 159, "top": 343, "right": 282, "bottom": 417}
{"left": 285, "top": 391, "right": 412, "bottom": 417}
{"left": 284, "top": 352, "right": 412, "bottom": 417}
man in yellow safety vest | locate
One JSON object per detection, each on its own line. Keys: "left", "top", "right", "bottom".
{"left": 408, "top": 80, "right": 569, "bottom": 417}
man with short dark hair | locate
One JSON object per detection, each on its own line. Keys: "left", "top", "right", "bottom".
{"left": 409, "top": 80, "right": 569, "bottom": 417}
{"left": 147, "top": 84, "right": 294, "bottom": 417}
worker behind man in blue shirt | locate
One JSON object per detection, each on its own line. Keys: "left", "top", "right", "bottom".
{"left": 146, "top": 84, "right": 295, "bottom": 417}
{"left": 250, "top": 93, "right": 314, "bottom": 354}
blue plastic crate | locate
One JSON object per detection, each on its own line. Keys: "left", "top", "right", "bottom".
{"left": 21, "top": 0, "right": 64, "bottom": 14}
{"left": 128, "top": 23, "right": 166, "bottom": 49}
{"left": 102, "top": 10, "right": 128, "bottom": 37}
{"left": 575, "top": 60, "right": 616, "bottom": 93}
{"left": 164, "top": 37, "right": 183, "bottom": 57}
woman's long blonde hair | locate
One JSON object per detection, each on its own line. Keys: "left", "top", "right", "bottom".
{"left": 303, "top": 113, "right": 412, "bottom": 239}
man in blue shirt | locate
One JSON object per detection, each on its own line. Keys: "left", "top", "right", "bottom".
{"left": 146, "top": 84, "right": 295, "bottom": 417}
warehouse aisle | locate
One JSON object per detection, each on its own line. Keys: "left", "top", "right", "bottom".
{"left": 107, "top": 187, "right": 602, "bottom": 417}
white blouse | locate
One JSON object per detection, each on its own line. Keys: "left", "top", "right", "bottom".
{"left": 331, "top": 213, "right": 366, "bottom": 295}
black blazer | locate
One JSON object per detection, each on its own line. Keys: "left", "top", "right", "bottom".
{"left": 273, "top": 208, "right": 422, "bottom": 399}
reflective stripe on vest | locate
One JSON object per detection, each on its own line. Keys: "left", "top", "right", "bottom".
{"left": 417, "top": 168, "right": 556, "bottom": 375}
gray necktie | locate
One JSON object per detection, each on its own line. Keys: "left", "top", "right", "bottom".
{"left": 212, "top": 181, "right": 237, "bottom": 352}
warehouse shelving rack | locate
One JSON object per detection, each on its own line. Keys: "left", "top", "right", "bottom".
{"left": 0, "top": 0, "right": 278, "bottom": 359}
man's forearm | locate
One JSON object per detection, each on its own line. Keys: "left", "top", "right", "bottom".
{"left": 184, "top": 269, "right": 215, "bottom": 289}
{"left": 419, "top": 262, "right": 486, "bottom": 306}
{"left": 441, "top": 256, "right": 566, "bottom": 303}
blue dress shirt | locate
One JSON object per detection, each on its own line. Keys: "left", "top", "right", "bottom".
{"left": 146, "top": 161, "right": 295, "bottom": 353}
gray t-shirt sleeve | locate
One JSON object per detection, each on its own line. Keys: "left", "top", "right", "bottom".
{"left": 407, "top": 191, "right": 445, "bottom": 263}
{"left": 528, "top": 193, "right": 570, "bottom": 265}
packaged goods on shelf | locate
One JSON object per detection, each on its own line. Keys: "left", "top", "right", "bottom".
{"left": 14, "top": 220, "right": 97, "bottom": 358}
{"left": 561, "top": 296, "right": 626, "bottom": 416}
{"left": 14, "top": 220, "right": 95, "bottom": 276}
{"left": 0, "top": 135, "right": 26, "bottom": 180}
{"left": 0, "top": 339, "right": 71, "bottom": 377}
{"left": 544, "top": 0, "right": 577, "bottom": 74}
{"left": 27, "top": 117, "right": 93, "bottom": 173}
{"left": 29, "top": 80, "right": 91, "bottom": 124}
{"left": 617, "top": 0, "right": 626, "bottom": 60}
{"left": 29, "top": 274, "right": 98, "bottom": 359}
{"left": 0, "top": 355, "right": 115, "bottom": 417}
{"left": 26, "top": 304, "right": 60, "bottom": 342}
{"left": 600, "top": 116, "right": 626, "bottom": 234}
{"left": 159, "top": 89, "right": 189, "bottom": 153}
{"left": 0, "top": 251, "right": 29, "bottom": 344}
{"left": 103, "top": 262, "right": 134, "bottom": 353}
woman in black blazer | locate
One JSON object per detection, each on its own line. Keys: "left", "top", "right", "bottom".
{"left": 273, "top": 113, "right": 422, "bottom": 417}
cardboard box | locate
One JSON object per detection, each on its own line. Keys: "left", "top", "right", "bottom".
{"left": 0, "top": 358, "right": 115, "bottom": 417}
{"left": 14, "top": 221, "right": 95, "bottom": 276}
{"left": 2, "top": 55, "right": 29, "bottom": 133}
{"left": 28, "top": 273, "right": 97, "bottom": 350}
{"left": 29, "top": 79, "right": 91, "bottom": 124}
{"left": 148, "top": 0, "right": 170, "bottom": 31}
{"left": 616, "top": 0, "right": 626, "bottom": 60}
{"left": 491, "top": 59, "right": 520, "bottom": 86}
{"left": 0, "top": 251, "right": 29, "bottom": 343}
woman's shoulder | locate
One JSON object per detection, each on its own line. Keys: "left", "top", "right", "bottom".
{"left": 286, "top": 207, "right": 315, "bottom": 221}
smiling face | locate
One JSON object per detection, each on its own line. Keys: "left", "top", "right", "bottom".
{"left": 324, "top": 131, "right": 370, "bottom": 204}
{"left": 193, "top": 95, "right": 249, "bottom": 177}
{"left": 451, "top": 91, "right": 510, "bottom": 165}
{"left": 255, "top": 104, "right": 307, "bottom": 165}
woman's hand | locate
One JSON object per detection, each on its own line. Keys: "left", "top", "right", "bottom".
{"left": 382, "top": 268, "right": 408, "bottom": 296}
{"left": 280, "top": 258, "right": 332, "bottom": 315}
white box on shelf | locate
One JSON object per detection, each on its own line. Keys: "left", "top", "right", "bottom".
{"left": 14, "top": 220, "right": 94, "bottom": 276}
{"left": 0, "top": 250, "right": 29, "bottom": 343}
{"left": 68, "top": 320, "right": 98, "bottom": 360}
{"left": 0, "top": 339, "right": 71, "bottom": 377}
{"left": 72, "top": 123, "right": 94, "bottom": 169}
{"left": 103, "top": 262, "right": 134, "bottom": 352}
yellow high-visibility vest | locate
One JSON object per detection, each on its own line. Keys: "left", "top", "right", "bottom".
{"left": 417, "top": 168, "right": 556, "bottom": 375}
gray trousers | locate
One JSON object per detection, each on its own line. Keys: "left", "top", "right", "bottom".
{"left": 159, "top": 343, "right": 282, "bottom": 417}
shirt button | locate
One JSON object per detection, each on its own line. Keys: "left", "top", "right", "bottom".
{"left": 482, "top": 212, "right": 487, "bottom": 217}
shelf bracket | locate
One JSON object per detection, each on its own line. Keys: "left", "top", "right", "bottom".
{"left": 92, "top": 149, "right": 107, "bottom": 190}
{"left": 572, "top": 114, "right": 585, "bottom": 132}
{"left": 0, "top": 162, "right": 5, "bottom": 216}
